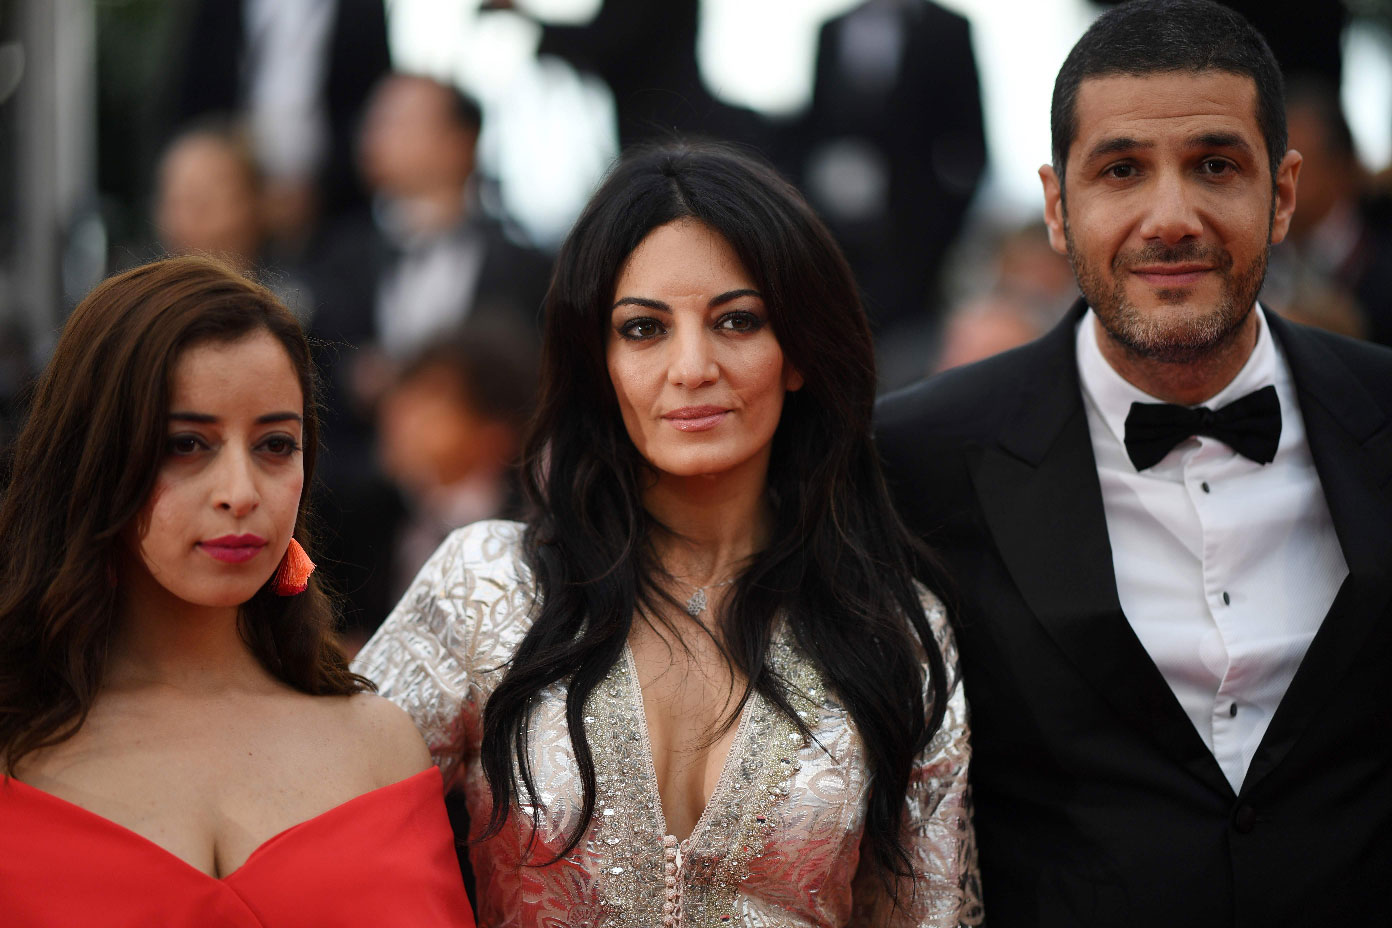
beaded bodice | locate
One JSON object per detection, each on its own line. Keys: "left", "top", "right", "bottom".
{"left": 354, "top": 521, "right": 981, "bottom": 927}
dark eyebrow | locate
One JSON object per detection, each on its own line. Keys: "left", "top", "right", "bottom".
{"left": 611, "top": 296, "right": 669, "bottom": 312}
{"left": 168, "top": 412, "right": 303, "bottom": 425}
{"left": 1188, "top": 132, "right": 1254, "bottom": 156}
{"left": 1085, "top": 136, "right": 1151, "bottom": 162}
{"left": 610, "top": 289, "right": 763, "bottom": 313}
{"left": 710, "top": 288, "right": 761, "bottom": 307}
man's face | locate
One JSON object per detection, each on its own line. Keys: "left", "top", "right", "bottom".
{"left": 1040, "top": 71, "right": 1300, "bottom": 363}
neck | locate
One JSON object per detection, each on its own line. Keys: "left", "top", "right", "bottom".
{"left": 106, "top": 574, "right": 272, "bottom": 694}
{"left": 643, "top": 458, "right": 772, "bottom": 587}
{"left": 1094, "top": 308, "right": 1260, "bottom": 406}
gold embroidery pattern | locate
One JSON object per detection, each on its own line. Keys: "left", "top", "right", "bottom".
{"left": 354, "top": 521, "right": 981, "bottom": 927}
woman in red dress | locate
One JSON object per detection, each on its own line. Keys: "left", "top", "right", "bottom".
{"left": 0, "top": 256, "right": 476, "bottom": 927}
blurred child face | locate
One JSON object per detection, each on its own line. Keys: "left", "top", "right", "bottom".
{"left": 378, "top": 363, "right": 510, "bottom": 493}
{"left": 126, "top": 331, "right": 305, "bottom": 612}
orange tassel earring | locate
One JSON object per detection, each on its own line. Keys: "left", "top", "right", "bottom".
{"left": 273, "top": 538, "right": 316, "bottom": 596}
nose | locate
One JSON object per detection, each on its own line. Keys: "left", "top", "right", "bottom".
{"left": 1138, "top": 169, "right": 1203, "bottom": 245}
{"left": 667, "top": 323, "right": 719, "bottom": 388}
{"left": 214, "top": 448, "right": 260, "bottom": 517}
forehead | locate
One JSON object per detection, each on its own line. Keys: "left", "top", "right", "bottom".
{"left": 615, "top": 220, "right": 754, "bottom": 294}
{"left": 1070, "top": 71, "right": 1263, "bottom": 162}
{"left": 170, "top": 331, "right": 303, "bottom": 410}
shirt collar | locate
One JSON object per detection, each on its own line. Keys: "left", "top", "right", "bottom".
{"left": 1075, "top": 303, "right": 1279, "bottom": 449}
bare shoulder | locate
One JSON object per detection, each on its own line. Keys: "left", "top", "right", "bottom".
{"left": 340, "top": 692, "right": 433, "bottom": 785}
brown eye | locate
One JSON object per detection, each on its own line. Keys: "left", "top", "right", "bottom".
{"left": 167, "top": 434, "right": 205, "bottom": 456}
{"left": 717, "top": 311, "right": 762, "bottom": 332}
{"left": 620, "top": 318, "right": 663, "bottom": 340}
{"left": 260, "top": 435, "right": 301, "bottom": 457}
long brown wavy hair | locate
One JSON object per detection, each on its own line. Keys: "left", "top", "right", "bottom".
{"left": 0, "top": 256, "right": 368, "bottom": 774}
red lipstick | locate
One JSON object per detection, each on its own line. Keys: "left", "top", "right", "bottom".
{"left": 198, "top": 534, "right": 267, "bottom": 564}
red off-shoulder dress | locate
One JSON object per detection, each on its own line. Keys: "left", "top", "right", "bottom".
{"left": 0, "top": 766, "right": 476, "bottom": 927}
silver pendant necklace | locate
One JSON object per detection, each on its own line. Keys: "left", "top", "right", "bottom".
{"left": 683, "top": 577, "right": 735, "bottom": 616}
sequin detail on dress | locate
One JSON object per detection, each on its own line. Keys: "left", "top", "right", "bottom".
{"left": 354, "top": 521, "right": 983, "bottom": 927}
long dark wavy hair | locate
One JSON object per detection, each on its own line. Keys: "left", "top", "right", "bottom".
{"left": 0, "top": 255, "right": 368, "bottom": 774}
{"left": 479, "top": 141, "right": 948, "bottom": 893}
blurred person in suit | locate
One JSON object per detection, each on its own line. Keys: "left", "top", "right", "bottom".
{"left": 1266, "top": 78, "right": 1392, "bottom": 345}
{"left": 305, "top": 73, "right": 550, "bottom": 633}
{"left": 153, "top": 121, "right": 313, "bottom": 318}
{"left": 480, "top": 0, "right": 773, "bottom": 153}
{"left": 797, "top": 0, "right": 986, "bottom": 389}
{"left": 168, "top": 0, "right": 391, "bottom": 248}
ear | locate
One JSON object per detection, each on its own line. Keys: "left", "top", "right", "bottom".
{"left": 1268, "top": 148, "right": 1302, "bottom": 246}
{"left": 783, "top": 362, "right": 804, "bottom": 392}
{"left": 1039, "top": 165, "right": 1069, "bottom": 255}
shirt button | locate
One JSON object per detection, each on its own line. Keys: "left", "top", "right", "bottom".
{"left": 1229, "top": 702, "right": 1238, "bottom": 717}
{"left": 1201, "top": 481, "right": 1211, "bottom": 493}
{"left": 1233, "top": 805, "right": 1258, "bottom": 833}
{"left": 1222, "top": 591, "right": 1231, "bottom": 605}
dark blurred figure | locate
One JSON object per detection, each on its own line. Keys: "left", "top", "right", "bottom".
{"left": 314, "top": 75, "right": 549, "bottom": 366}
{"left": 932, "top": 221, "right": 1074, "bottom": 374}
{"left": 1267, "top": 79, "right": 1392, "bottom": 345}
{"left": 153, "top": 121, "right": 312, "bottom": 316}
{"left": 305, "top": 73, "right": 549, "bottom": 632}
{"left": 336, "top": 328, "right": 537, "bottom": 652}
{"left": 482, "top": 0, "right": 773, "bottom": 152}
{"left": 1096, "top": 0, "right": 1347, "bottom": 87}
{"left": 168, "top": 0, "right": 391, "bottom": 249}
{"left": 154, "top": 122, "right": 266, "bottom": 272}
{"left": 0, "top": 323, "right": 34, "bottom": 483}
{"left": 796, "top": 0, "right": 987, "bottom": 380}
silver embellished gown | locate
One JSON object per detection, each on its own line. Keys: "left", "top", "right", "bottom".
{"left": 354, "top": 520, "right": 982, "bottom": 928}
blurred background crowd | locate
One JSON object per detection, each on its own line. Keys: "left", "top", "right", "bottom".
{"left": 4, "top": 0, "right": 1392, "bottom": 644}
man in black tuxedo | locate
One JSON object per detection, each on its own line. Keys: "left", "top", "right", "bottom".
{"left": 877, "top": 2, "right": 1392, "bottom": 925}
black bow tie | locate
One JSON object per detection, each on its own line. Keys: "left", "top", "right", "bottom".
{"left": 1123, "top": 384, "right": 1281, "bottom": 471}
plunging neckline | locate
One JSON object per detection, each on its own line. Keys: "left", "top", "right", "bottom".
{"left": 621, "top": 644, "right": 755, "bottom": 847}
{"left": 3, "top": 766, "right": 440, "bottom": 881}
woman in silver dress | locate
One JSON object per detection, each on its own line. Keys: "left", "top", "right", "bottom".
{"left": 355, "top": 141, "right": 981, "bottom": 927}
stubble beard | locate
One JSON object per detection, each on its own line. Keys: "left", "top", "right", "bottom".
{"left": 1064, "top": 215, "right": 1269, "bottom": 365}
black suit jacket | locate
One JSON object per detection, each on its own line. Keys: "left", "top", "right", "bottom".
{"left": 798, "top": 1, "right": 985, "bottom": 330}
{"left": 876, "top": 302, "right": 1392, "bottom": 927}
{"left": 170, "top": 0, "right": 392, "bottom": 220}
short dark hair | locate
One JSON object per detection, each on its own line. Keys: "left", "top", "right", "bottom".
{"left": 1051, "top": 0, "right": 1287, "bottom": 184}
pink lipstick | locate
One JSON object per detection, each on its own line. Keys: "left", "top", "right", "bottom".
{"left": 199, "top": 534, "right": 267, "bottom": 564}
{"left": 664, "top": 405, "right": 728, "bottom": 432}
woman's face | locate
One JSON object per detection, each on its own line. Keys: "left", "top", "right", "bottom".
{"left": 127, "top": 330, "right": 305, "bottom": 610}
{"left": 606, "top": 219, "right": 802, "bottom": 482}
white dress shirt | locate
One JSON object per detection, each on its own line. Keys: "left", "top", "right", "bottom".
{"left": 374, "top": 197, "right": 487, "bottom": 360}
{"left": 1076, "top": 305, "right": 1348, "bottom": 791}
{"left": 244, "top": 0, "right": 335, "bottom": 181}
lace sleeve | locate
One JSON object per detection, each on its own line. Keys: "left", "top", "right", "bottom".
{"left": 352, "top": 520, "right": 532, "bottom": 787}
{"left": 852, "top": 589, "right": 984, "bottom": 927}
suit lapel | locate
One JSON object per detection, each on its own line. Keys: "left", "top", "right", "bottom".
{"left": 968, "top": 304, "right": 1234, "bottom": 797}
{"left": 1243, "top": 316, "right": 1392, "bottom": 791}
